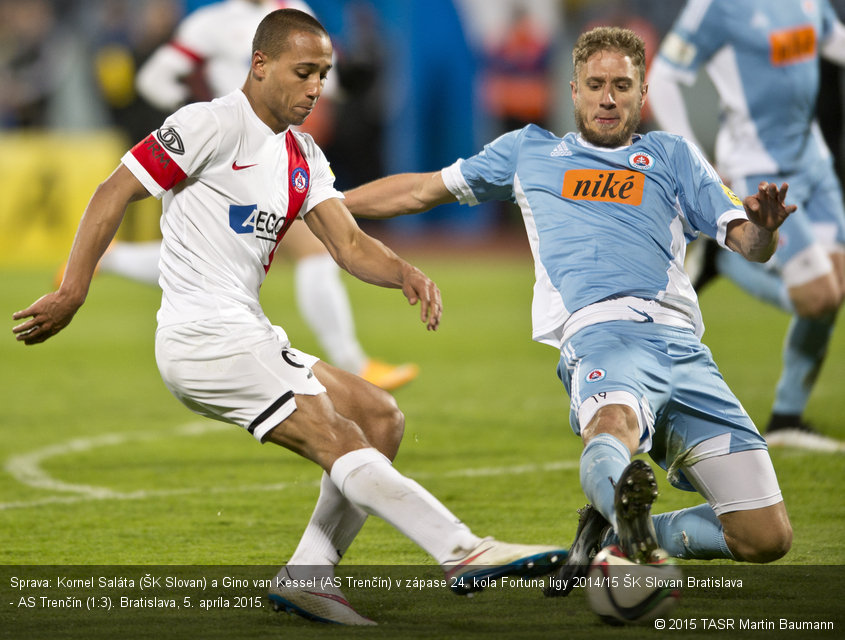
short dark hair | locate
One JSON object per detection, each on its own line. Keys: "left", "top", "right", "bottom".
{"left": 252, "top": 8, "right": 329, "bottom": 59}
{"left": 572, "top": 26, "right": 646, "bottom": 83}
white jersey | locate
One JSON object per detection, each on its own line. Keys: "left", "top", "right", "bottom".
{"left": 137, "top": 0, "right": 315, "bottom": 111}
{"left": 655, "top": 0, "right": 845, "bottom": 178}
{"left": 121, "top": 90, "right": 342, "bottom": 328}
{"left": 441, "top": 126, "right": 748, "bottom": 347}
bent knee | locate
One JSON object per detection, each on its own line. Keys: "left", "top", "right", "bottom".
{"left": 370, "top": 391, "right": 405, "bottom": 457}
{"left": 726, "top": 519, "right": 793, "bottom": 563}
{"left": 384, "top": 401, "right": 405, "bottom": 441}
{"left": 376, "top": 390, "right": 404, "bottom": 430}
{"left": 789, "top": 277, "right": 842, "bottom": 317}
{"left": 793, "top": 294, "right": 840, "bottom": 318}
{"left": 581, "top": 404, "right": 640, "bottom": 454}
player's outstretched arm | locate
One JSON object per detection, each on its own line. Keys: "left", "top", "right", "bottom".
{"left": 725, "top": 181, "right": 797, "bottom": 263}
{"left": 12, "top": 165, "right": 151, "bottom": 345}
{"left": 305, "top": 198, "right": 441, "bottom": 330}
{"left": 343, "top": 171, "right": 454, "bottom": 219}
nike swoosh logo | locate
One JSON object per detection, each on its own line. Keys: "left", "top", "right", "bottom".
{"left": 444, "top": 546, "right": 490, "bottom": 580}
{"left": 232, "top": 161, "right": 258, "bottom": 171}
{"left": 627, "top": 306, "right": 654, "bottom": 322}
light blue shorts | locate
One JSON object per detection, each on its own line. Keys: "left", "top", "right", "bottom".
{"left": 558, "top": 321, "right": 767, "bottom": 491}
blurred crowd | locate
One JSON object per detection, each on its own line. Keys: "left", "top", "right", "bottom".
{"left": 1, "top": 0, "right": 843, "bottom": 233}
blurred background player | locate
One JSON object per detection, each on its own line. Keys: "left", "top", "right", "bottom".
{"left": 648, "top": 0, "right": 845, "bottom": 449}
{"left": 78, "top": 0, "right": 417, "bottom": 391}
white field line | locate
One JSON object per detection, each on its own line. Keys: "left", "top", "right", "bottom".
{"left": 1, "top": 423, "right": 579, "bottom": 511}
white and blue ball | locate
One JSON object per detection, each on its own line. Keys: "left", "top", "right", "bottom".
{"left": 585, "top": 544, "right": 682, "bottom": 625}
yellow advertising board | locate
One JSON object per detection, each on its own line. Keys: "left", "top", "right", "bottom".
{"left": 0, "top": 131, "right": 161, "bottom": 268}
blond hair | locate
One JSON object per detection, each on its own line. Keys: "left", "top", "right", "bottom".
{"left": 572, "top": 26, "right": 646, "bottom": 83}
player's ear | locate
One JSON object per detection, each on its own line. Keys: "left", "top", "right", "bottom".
{"left": 251, "top": 50, "right": 268, "bottom": 79}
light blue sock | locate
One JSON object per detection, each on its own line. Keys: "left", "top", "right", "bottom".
{"left": 651, "top": 504, "right": 733, "bottom": 559}
{"left": 717, "top": 250, "right": 793, "bottom": 312}
{"left": 602, "top": 504, "right": 733, "bottom": 559}
{"left": 772, "top": 313, "right": 835, "bottom": 415}
{"left": 579, "top": 434, "right": 631, "bottom": 531}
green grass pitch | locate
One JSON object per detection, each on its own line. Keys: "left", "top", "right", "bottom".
{"left": 1, "top": 251, "right": 843, "bottom": 639}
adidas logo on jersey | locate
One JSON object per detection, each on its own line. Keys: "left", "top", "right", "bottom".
{"left": 550, "top": 141, "right": 572, "bottom": 157}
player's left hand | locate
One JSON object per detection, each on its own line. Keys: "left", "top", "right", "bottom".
{"left": 743, "top": 181, "right": 797, "bottom": 231}
{"left": 401, "top": 266, "right": 442, "bottom": 331}
{"left": 12, "top": 291, "right": 81, "bottom": 345}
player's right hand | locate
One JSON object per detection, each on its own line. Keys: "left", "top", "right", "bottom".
{"left": 12, "top": 291, "right": 81, "bottom": 345}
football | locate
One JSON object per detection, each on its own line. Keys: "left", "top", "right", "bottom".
{"left": 585, "top": 544, "right": 682, "bottom": 625}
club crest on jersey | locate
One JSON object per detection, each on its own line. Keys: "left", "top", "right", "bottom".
{"left": 585, "top": 369, "right": 606, "bottom": 383}
{"left": 155, "top": 127, "right": 184, "bottom": 155}
{"left": 291, "top": 167, "right": 309, "bottom": 194}
{"left": 628, "top": 151, "right": 654, "bottom": 171}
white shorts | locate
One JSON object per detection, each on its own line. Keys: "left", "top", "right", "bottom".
{"left": 781, "top": 243, "right": 835, "bottom": 288}
{"left": 674, "top": 435, "right": 783, "bottom": 515}
{"left": 155, "top": 319, "right": 325, "bottom": 442}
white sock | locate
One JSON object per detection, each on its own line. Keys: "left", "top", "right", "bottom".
{"left": 295, "top": 254, "right": 367, "bottom": 373}
{"left": 287, "top": 472, "right": 368, "bottom": 570}
{"left": 98, "top": 241, "right": 162, "bottom": 286}
{"left": 330, "top": 448, "right": 481, "bottom": 565}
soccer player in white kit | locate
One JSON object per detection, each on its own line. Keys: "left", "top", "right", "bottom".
{"left": 99, "top": 0, "right": 419, "bottom": 391}
{"left": 344, "top": 27, "right": 795, "bottom": 585}
{"left": 648, "top": 0, "right": 845, "bottom": 448}
{"left": 13, "top": 9, "right": 567, "bottom": 626}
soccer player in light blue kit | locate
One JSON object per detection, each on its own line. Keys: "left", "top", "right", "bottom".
{"left": 649, "top": 0, "right": 845, "bottom": 449}
{"left": 344, "top": 27, "right": 795, "bottom": 584}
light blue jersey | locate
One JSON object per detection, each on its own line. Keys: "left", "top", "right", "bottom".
{"left": 441, "top": 125, "right": 766, "bottom": 485}
{"left": 657, "top": 0, "right": 840, "bottom": 178}
{"left": 442, "top": 126, "right": 747, "bottom": 347}
{"left": 656, "top": 0, "right": 845, "bottom": 426}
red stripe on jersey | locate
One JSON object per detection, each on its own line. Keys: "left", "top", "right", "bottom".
{"left": 265, "top": 131, "right": 311, "bottom": 273}
{"left": 169, "top": 40, "right": 205, "bottom": 65}
{"left": 130, "top": 134, "right": 187, "bottom": 191}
